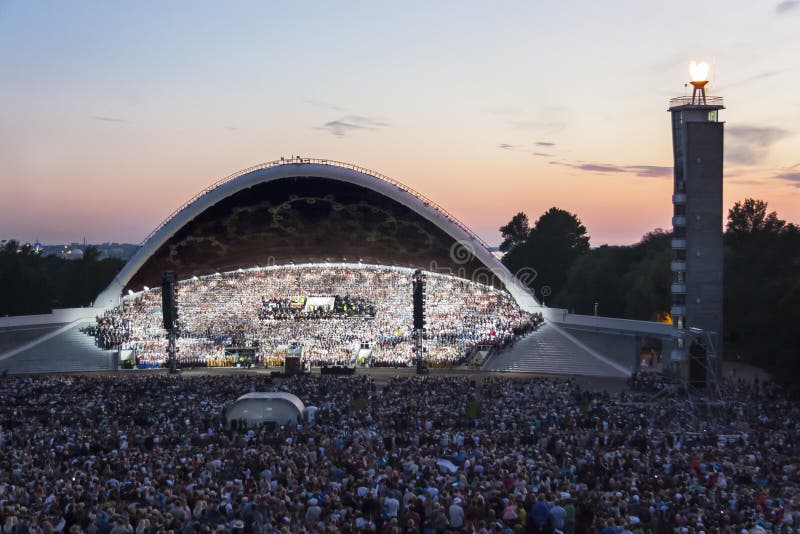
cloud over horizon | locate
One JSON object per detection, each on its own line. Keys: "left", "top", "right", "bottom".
{"left": 317, "top": 115, "right": 389, "bottom": 137}
{"left": 726, "top": 125, "right": 791, "bottom": 165}
{"left": 550, "top": 160, "right": 672, "bottom": 178}
{"left": 774, "top": 163, "right": 800, "bottom": 187}
{"left": 776, "top": 171, "right": 800, "bottom": 186}
{"left": 93, "top": 115, "right": 129, "bottom": 123}
{"left": 776, "top": 0, "right": 799, "bottom": 14}
{"left": 497, "top": 141, "right": 557, "bottom": 154}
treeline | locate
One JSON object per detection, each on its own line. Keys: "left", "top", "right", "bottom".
{"left": 0, "top": 241, "right": 125, "bottom": 316}
{"left": 723, "top": 200, "right": 800, "bottom": 374}
{"left": 500, "top": 199, "right": 800, "bottom": 374}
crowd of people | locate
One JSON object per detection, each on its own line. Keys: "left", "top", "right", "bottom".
{"left": 1, "top": 372, "right": 798, "bottom": 533}
{"left": 259, "top": 296, "right": 376, "bottom": 321}
{"left": 84, "top": 265, "right": 542, "bottom": 369}
{"left": 82, "top": 315, "right": 134, "bottom": 351}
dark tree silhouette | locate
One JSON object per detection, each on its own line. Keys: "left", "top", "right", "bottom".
{"left": 501, "top": 207, "right": 590, "bottom": 303}
{"left": 726, "top": 199, "right": 786, "bottom": 235}
{"left": 724, "top": 199, "right": 799, "bottom": 375}
{"left": 498, "top": 212, "right": 530, "bottom": 252}
{"left": 0, "top": 243, "right": 125, "bottom": 315}
{"left": 555, "top": 229, "right": 671, "bottom": 320}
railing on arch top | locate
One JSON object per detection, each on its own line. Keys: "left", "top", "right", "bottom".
{"left": 139, "top": 157, "right": 493, "bottom": 252}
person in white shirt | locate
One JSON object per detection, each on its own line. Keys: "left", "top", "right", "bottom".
{"left": 449, "top": 497, "right": 465, "bottom": 530}
{"left": 384, "top": 495, "right": 400, "bottom": 519}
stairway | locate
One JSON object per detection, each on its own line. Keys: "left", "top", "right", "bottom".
{"left": 0, "top": 320, "right": 114, "bottom": 374}
{"left": 0, "top": 324, "right": 62, "bottom": 353}
{"left": 482, "top": 323, "right": 629, "bottom": 377}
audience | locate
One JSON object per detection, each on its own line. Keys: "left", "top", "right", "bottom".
{"left": 0, "top": 373, "right": 797, "bottom": 533}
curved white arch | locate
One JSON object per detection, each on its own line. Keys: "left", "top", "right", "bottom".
{"left": 95, "top": 160, "right": 541, "bottom": 310}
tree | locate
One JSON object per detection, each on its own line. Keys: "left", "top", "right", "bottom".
{"left": 1, "top": 240, "right": 19, "bottom": 255}
{"left": 726, "top": 198, "right": 786, "bottom": 235}
{"left": 502, "top": 207, "right": 590, "bottom": 303}
{"left": 622, "top": 246, "right": 671, "bottom": 321}
{"left": 82, "top": 245, "right": 101, "bottom": 263}
{"left": 774, "top": 275, "right": 800, "bottom": 377}
{"left": 555, "top": 229, "right": 671, "bottom": 320}
{"left": 0, "top": 240, "right": 125, "bottom": 315}
{"left": 723, "top": 198, "right": 799, "bottom": 376}
{"left": 498, "top": 212, "right": 530, "bottom": 252}
{"left": 555, "top": 245, "right": 631, "bottom": 316}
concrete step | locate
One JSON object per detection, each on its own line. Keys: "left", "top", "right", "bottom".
{"left": 0, "top": 323, "right": 113, "bottom": 374}
{"left": 483, "top": 323, "right": 628, "bottom": 377}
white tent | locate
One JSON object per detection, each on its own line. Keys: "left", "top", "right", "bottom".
{"left": 225, "top": 392, "right": 305, "bottom": 427}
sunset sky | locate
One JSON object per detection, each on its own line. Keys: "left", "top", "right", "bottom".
{"left": 1, "top": 1, "right": 798, "bottom": 246}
